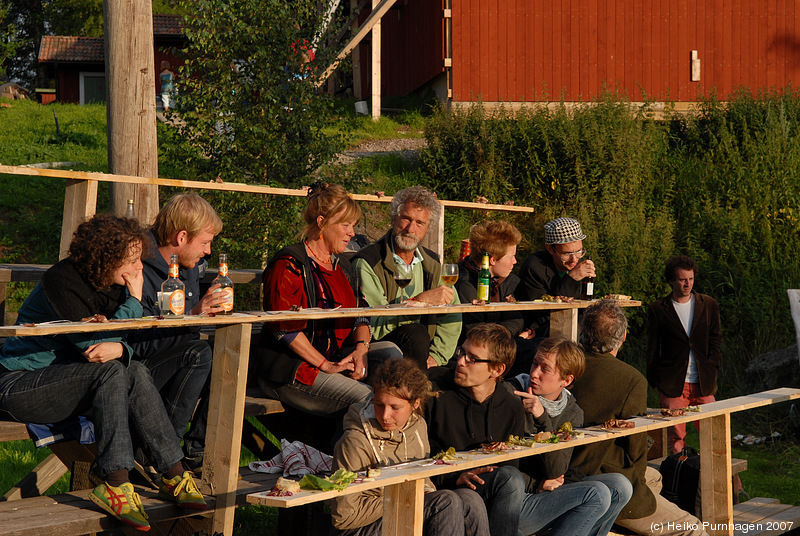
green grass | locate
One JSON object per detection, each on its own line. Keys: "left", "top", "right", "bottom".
{"left": 0, "top": 99, "right": 109, "bottom": 169}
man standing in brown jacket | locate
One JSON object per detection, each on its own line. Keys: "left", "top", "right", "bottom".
{"left": 647, "top": 255, "right": 721, "bottom": 454}
{"left": 570, "top": 300, "right": 708, "bottom": 536}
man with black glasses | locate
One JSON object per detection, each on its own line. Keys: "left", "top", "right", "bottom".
{"left": 426, "top": 324, "right": 608, "bottom": 536}
{"left": 517, "top": 217, "right": 596, "bottom": 337}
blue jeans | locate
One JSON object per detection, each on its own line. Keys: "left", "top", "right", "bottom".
{"left": 469, "top": 465, "right": 526, "bottom": 536}
{"left": 518, "top": 479, "right": 610, "bottom": 536}
{"left": 340, "top": 488, "right": 490, "bottom": 536}
{"left": 258, "top": 341, "right": 402, "bottom": 416}
{"left": 136, "top": 339, "right": 212, "bottom": 457}
{"left": 0, "top": 360, "right": 183, "bottom": 479}
{"left": 583, "top": 473, "right": 633, "bottom": 535}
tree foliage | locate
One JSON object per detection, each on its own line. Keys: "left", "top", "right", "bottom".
{"left": 1, "top": 0, "right": 186, "bottom": 87}
{"left": 168, "top": 0, "right": 345, "bottom": 187}
{"left": 159, "top": 0, "right": 348, "bottom": 268}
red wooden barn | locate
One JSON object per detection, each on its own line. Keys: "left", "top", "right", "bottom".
{"left": 37, "top": 15, "right": 185, "bottom": 105}
{"left": 355, "top": 0, "right": 800, "bottom": 105}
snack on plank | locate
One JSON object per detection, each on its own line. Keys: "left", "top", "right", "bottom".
{"left": 603, "top": 419, "right": 635, "bottom": 429}
{"left": 507, "top": 435, "right": 535, "bottom": 447}
{"left": 432, "top": 447, "right": 458, "bottom": 461}
{"left": 404, "top": 298, "right": 433, "bottom": 307}
{"left": 661, "top": 408, "right": 686, "bottom": 417}
{"left": 367, "top": 468, "right": 382, "bottom": 478}
{"left": 603, "top": 294, "right": 631, "bottom": 301}
{"left": 479, "top": 441, "right": 510, "bottom": 453}
{"left": 538, "top": 294, "right": 575, "bottom": 303}
{"left": 276, "top": 477, "right": 301, "bottom": 493}
{"left": 267, "top": 477, "right": 301, "bottom": 496}
{"left": 82, "top": 314, "right": 109, "bottom": 323}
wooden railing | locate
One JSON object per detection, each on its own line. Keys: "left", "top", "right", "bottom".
{"left": 0, "top": 164, "right": 534, "bottom": 262}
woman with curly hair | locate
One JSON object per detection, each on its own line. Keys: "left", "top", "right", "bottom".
{"left": 0, "top": 214, "right": 207, "bottom": 531}
{"left": 329, "top": 358, "right": 489, "bottom": 536}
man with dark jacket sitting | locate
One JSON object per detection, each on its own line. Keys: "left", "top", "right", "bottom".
{"left": 128, "top": 194, "right": 225, "bottom": 470}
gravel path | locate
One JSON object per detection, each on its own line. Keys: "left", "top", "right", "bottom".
{"left": 338, "top": 137, "right": 428, "bottom": 166}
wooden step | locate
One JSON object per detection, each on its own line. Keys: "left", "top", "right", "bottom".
{"left": 733, "top": 498, "right": 800, "bottom": 536}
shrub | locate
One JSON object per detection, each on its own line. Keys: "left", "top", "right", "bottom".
{"left": 420, "top": 88, "right": 800, "bottom": 396}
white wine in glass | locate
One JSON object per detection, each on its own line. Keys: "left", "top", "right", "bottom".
{"left": 441, "top": 264, "right": 459, "bottom": 286}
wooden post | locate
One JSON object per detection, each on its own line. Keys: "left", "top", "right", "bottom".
{"left": 0, "top": 269, "right": 9, "bottom": 325}
{"left": 699, "top": 413, "right": 733, "bottom": 536}
{"left": 103, "top": 0, "right": 160, "bottom": 225}
{"left": 203, "top": 323, "right": 252, "bottom": 536}
{"left": 383, "top": 480, "right": 425, "bottom": 536}
{"left": 420, "top": 205, "right": 445, "bottom": 261}
{"left": 351, "top": 0, "right": 363, "bottom": 100}
{"left": 371, "top": 0, "right": 381, "bottom": 120}
{"left": 59, "top": 179, "right": 98, "bottom": 260}
{"left": 549, "top": 309, "right": 579, "bottom": 341}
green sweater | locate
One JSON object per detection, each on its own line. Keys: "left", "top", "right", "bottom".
{"left": 352, "top": 230, "right": 461, "bottom": 366}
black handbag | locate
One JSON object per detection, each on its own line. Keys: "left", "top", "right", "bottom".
{"left": 659, "top": 446, "right": 701, "bottom": 515}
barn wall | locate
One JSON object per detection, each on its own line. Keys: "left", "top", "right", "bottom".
{"left": 358, "top": 0, "right": 445, "bottom": 98}
{"left": 451, "top": 0, "right": 800, "bottom": 102}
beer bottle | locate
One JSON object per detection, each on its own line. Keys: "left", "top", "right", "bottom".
{"left": 213, "top": 253, "right": 234, "bottom": 314}
{"left": 581, "top": 254, "right": 594, "bottom": 301}
{"left": 477, "top": 252, "right": 491, "bottom": 302}
{"left": 125, "top": 199, "right": 136, "bottom": 220}
{"left": 160, "top": 254, "right": 185, "bottom": 315}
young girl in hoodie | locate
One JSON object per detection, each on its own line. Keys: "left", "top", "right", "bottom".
{"left": 329, "top": 358, "right": 490, "bottom": 536}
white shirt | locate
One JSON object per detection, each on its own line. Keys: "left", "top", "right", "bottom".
{"left": 672, "top": 294, "right": 698, "bottom": 383}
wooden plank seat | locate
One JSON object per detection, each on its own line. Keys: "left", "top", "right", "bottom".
{"left": 0, "top": 389, "right": 283, "bottom": 502}
{"left": 732, "top": 497, "right": 800, "bottom": 536}
{"left": 0, "top": 464, "right": 288, "bottom": 536}
{"left": 0, "top": 393, "right": 287, "bottom": 536}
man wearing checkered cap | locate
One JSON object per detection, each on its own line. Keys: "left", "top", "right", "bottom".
{"left": 517, "top": 217, "right": 596, "bottom": 337}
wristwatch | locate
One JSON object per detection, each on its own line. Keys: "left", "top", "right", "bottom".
{"left": 356, "top": 340, "right": 370, "bottom": 349}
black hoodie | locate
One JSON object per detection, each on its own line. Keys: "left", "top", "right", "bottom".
{"left": 425, "top": 369, "right": 525, "bottom": 488}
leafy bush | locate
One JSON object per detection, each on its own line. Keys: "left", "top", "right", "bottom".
{"left": 420, "top": 89, "right": 800, "bottom": 396}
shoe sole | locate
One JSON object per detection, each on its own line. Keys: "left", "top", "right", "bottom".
{"left": 89, "top": 492, "right": 151, "bottom": 531}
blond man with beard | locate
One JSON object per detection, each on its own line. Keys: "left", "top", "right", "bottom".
{"left": 353, "top": 186, "right": 461, "bottom": 369}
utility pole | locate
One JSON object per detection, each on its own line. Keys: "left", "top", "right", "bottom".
{"left": 104, "top": 0, "right": 160, "bottom": 225}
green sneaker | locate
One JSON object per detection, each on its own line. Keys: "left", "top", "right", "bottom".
{"left": 158, "top": 471, "right": 208, "bottom": 511}
{"left": 89, "top": 481, "right": 150, "bottom": 531}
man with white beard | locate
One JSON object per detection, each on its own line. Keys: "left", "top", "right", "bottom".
{"left": 353, "top": 186, "right": 461, "bottom": 369}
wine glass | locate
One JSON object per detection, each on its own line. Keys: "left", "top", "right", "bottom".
{"left": 441, "top": 264, "right": 459, "bottom": 287}
{"left": 394, "top": 263, "right": 413, "bottom": 302}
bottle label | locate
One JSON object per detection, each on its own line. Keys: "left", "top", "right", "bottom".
{"left": 477, "top": 282, "right": 490, "bottom": 301}
{"left": 219, "top": 263, "right": 228, "bottom": 277}
{"left": 585, "top": 282, "right": 594, "bottom": 295}
{"left": 216, "top": 287, "right": 234, "bottom": 311}
{"left": 169, "top": 264, "right": 179, "bottom": 278}
{"left": 167, "top": 289, "right": 185, "bottom": 315}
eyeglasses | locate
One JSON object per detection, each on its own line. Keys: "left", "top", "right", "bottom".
{"left": 456, "top": 346, "right": 494, "bottom": 365}
{"left": 554, "top": 248, "right": 586, "bottom": 262}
